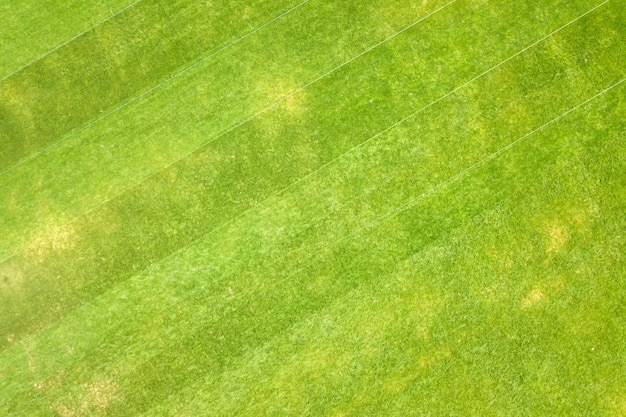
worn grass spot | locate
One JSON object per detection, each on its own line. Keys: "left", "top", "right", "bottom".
{"left": 1, "top": 84, "right": 36, "bottom": 135}
{"left": 24, "top": 223, "right": 77, "bottom": 262}
{"left": 257, "top": 76, "right": 308, "bottom": 116}
{"left": 521, "top": 287, "right": 546, "bottom": 309}
{"left": 0, "top": 263, "right": 24, "bottom": 294}
{"left": 55, "top": 379, "right": 121, "bottom": 417}
{"left": 546, "top": 221, "right": 569, "bottom": 256}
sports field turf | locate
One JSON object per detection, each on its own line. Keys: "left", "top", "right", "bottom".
{"left": 0, "top": 0, "right": 624, "bottom": 415}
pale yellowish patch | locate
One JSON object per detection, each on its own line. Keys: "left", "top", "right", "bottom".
{"left": 479, "top": 250, "right": 514, "bottom": 304}
{"left": 32, "top": 370, "right": 67, "bottom": 393}
{"left": 419, "top": 347, "right": 452, "bottom": 369}
{"left": 587, "top": 200, "right": 601, "bottom": 217}
{"left": 94, "top": 27, "right": 132, "bottom": 84}
{"left": 54, "top": 403, "right": 75, "bottom": 417}
{"left": 1, "top": 84, "right": 37, "bottom": 134}
{"left": 521, "top": 287, "right": 545, "bottom": 309}
{"left": 408, "top": 0, "right": 429, "bottom": 12}
{"left": 0, "top": 263, "right": 25, "bottom": 294}
{"left": 618, "top": 398, "right": 626, "bottom": 417}
{"left": 55, "top": 379, "right": 121, "bottom": 417}
{"left": 256, "top": 77, "right": 308, "bottom": 116}
{"left": 24, "top": 222, "right": 77, "bottom": 262}
{"left": 385, "top": 373, "right": 414, "bottom": 395}
{"left": 240, "top": 5, "right": 253, "bottom": 20}
{"left": 85, "top": 380, "right": 120, "bottom": 409}
{"left": 281, "top": 91, "right": 308, "bottom": 115}
{"left": 16, "top": 339, "right": 39, "bottom": 374}
{"left": 508, "top": 101, "right": 531, "bottom": 127}
{"left": 256, "top": 77, "right": 292, "bottom": 101}
{"left": 545, "top": 221, "right": 569, "bottom": 255}
{"left": 602, "top": 394, "right": 626, "bottom": 417}
{"left": 355, "top": 291, "right": 440, "bottom": 342}
{"left": 469, "top": 120, "right": 486, "bottom": 136}
{"left": 505, "top": 257, "right": 514, "bottom": 269}
{"left": 571, "top": 212, "right": 586, "bottom": 228}
{"left": 308, "top": 273, "right": 332, "bottom": 296}
{"left": 576, "top": 200, "right": 601, "bottom": 234}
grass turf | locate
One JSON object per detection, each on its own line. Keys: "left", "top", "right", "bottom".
{"left": 0, "top": 0, "right": 138, "bottom": 80}
{"left": 0, "top": 0, "right": 624, "bottom": 415}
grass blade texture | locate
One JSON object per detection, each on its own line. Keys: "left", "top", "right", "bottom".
{"left": 0, "top": 0, "right": 624, "bottom": 416}
{"left": 0, "top": 0, "right": 139, "bottom": 79}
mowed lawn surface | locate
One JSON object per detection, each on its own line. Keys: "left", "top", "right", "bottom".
{"left": 0, "top": 0, "right": 624, "bottom": 415}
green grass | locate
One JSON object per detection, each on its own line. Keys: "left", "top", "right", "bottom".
{"left": 0, "top": 0, "right": 624, "bottom": 415}
{"left": 0, "top": 0, "right": 138, "bottom": 79}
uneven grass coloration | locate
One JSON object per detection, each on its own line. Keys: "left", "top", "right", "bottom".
{"left": 1, "top": 0, "right": 624, "bottom": 415}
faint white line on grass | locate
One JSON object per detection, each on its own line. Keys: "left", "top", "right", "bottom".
{"left": 0, "top": 0, "right": 457, "bottom": 259}
{"left": 4, "top": 0, "right": 603, "bottom": 185}
{"left": 0, "top": 0, "right": 143, "bottom": 84}
{"left": 219, "top": 0, "right": 613, "bottom": 226}
{"left": 114, "top": 77, "right": 626, "bottom": 400}
{"left": 4, "top": 79, "right": 620, "bottom": 360}
{"left": 0, "top": 0, "right": 312, "bottom": 178}
{"left": 0, "top": 0, "right": 615, "bottom": 369}
{"left": 0, "top": 0, "right": 454, "bottom": 268}
{"left": 298, "top": 0, "right": 612, "bottom": 180}
{"left": 268, "top": 77, "right": 626, "bottom": 278}
{"left": 127, "top": 9, "right": 623, "bottom": 284}
{"left": 0, "top": 0, "right": 608, "bottom": 267}
{"left": 116, "top": 0, "right": 615, "bottom": 272}
{"left": 130, "top": 80, "right": 625, "bottom": 384}
{"left": 132, "top": 75, "right": 626, "bottom": 294}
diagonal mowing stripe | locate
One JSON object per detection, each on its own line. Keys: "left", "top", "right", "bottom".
{"left": 0, "top": 0, "right": 608, "bottom": 268}
{"left": 79, "top": 79, "right": 622, "bottom": 394}
{"left": 0, "top": 0, "right": 143, "bottom": 84}
{"left": 0, "top": 5, "right": 620, "bottom": 364}
{"left": 77, "top": 1, "right": 620, "bottom": 302}
{"left": 176, "top": 77, "right": 626, "bottom": 339}
{"left": 0, "top": 0, "right": 312, "bottom": 178}
{"left": 300, "top": 77, "right": 626, "bottom": 269}
{"left": 0, "top": 0, "right": 455, "bottom": 179}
